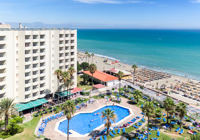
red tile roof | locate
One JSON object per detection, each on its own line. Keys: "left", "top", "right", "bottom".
{"left": 71, "top": 87, "right": 83, "bottom": 93}
{"left": 83, "top": 70, "right": 118, "bottom": 82}
{"left": 92, "top": 84, "right": 106, "bottom": 89}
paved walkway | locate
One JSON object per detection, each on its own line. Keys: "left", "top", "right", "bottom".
{"left": 43, "top": 98, "right": 142, "bottom": 140}
{"left": 23, "top": 113, "right": 33, "bottom": 123}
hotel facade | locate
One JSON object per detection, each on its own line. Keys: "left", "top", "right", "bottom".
{"left": 0, "top": 26, "right": 77, "bottom": 104}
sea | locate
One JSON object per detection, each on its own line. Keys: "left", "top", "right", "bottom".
{"left": 77, "top": 29, "right": 200, "bottom": 80}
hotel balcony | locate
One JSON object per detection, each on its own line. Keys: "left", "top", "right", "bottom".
{"left": 32, "top": 52, "right": 39, "bottom": 57}
{"left": 40, "top": 59, "right": 45, "bottom": 63}
{"left": 0, "top": 45, "right": 6, "bottom": 53}
{"left": 59, "top": 62, "right": 64, "bottom": 66}
{"left": 0, "top": 36, "right": 6, "bottom": 45}
{"left": 0, "top": 53, "right": 6, "bottom": 61}
{"left": 40, "top": 86, "right": 45, "bottom": 91}
{"left": 25, "top": 67, "right": 31, "bottom": 72}
{"left": 25, "top": 53, "right": 32, "bottom": 58}
{"left": 33, "top": 35, "right": 38, "bottom": 41}
{"left": 40, "top": 65, "right": 45, "bottom": 70}
{"left": 40, "top": 79, "right": 45, "bottom": 84}
{"left": 25, "top": 60, "right": 31, "bottom": 65}
{"left": 40, "top": 51, "right": 45, "bottom": 56}
{"left": 0, "top": 72, "right": 6, "bottom": 78}
{"left": 25, "top": 75, "right": 31, "bottom": 80}
{"left": 0, "top": 61, "right": 6, "bottom": 70}
{"left": 0, "top": 88, "right": 6, "bottom": 94}
{"left": 40, "top": 43, "right": 45, "bottom": 49}
{"left": 25, "top": 35, "right": 31, "bottom": 42}
{"left": 25, "top": 82, "right": 32, "bottom": 87}
{"left": 32, "top": 60, "right": 39, "bottom": 64}
{"left": 25, "top": 90, "right": 32, "bottom": 95}
{"left": 40, "top": 35, "right": 45, "bottom": 41}
{"left": 32, "top": 74, "right": 39, "bottom": 78}
{"left": 40, "top": 73, "right": 45, "bottom": 77}
{"left": 32, "top": 80, "right": 39, "bottom": 86}
{"left": 0, "top": 80, "right": 6, "bottom": 86}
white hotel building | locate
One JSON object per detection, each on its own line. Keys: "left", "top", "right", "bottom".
{"left": 0, "top": 26, "right": 77, "bottom": 105}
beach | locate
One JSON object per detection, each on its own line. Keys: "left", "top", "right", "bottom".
{"left": 77, "top": 51, "right": 200, "bottom": 105}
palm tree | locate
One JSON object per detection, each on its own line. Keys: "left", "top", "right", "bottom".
{"left": 0, "top": 98, "right": 16, "bottom": 130}
{"left": 142, "top": 101, "right": 154, "bottom": 140}
{"left": 89, "top": 64, "right": 97, "bottom": 85}
{"left": 176, "top": 102, "right": 187, "bottom": 128}
{"left": 63, "top": 100, "right": 75, "bottom": 140}
{"left": 85, "top": 51, "right": 88, "bottom": 62}
{"left": 91, "top": 53, "right": 94, "bottom": 63}
{"left": 132, "top": 64, "right": 137, "bottom": 83}
{"left": 117, "top": 71, "right": 124, "bottom": 92}
{"left": 87, "top": 54, "right": 91, "bottom": 64}
{"left": 169, "top": 103, "right": 176, "bottom": 131}
{"left": 164, "top": 97, "right": 173, "bottom": 124}
{"left": 61, "top": 71, "right": 70, "bottom": 101}
{"left": 155, "top": 107, "right": 162, "bottom": 126}
{"left": 101, "top": 108, "right": 117, "bottom": 136}
{"left": 54, "top": 69, "right": 63, "bottom": 90}
{"left": 68, "top": 67, "right": 76, "bottom": 79}
{"left": 133, "top": 90, "right": 142, "bottom": 104}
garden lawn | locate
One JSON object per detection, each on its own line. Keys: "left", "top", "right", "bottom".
{"left": 77, "top": 76, "right": 92, "bottom": 90}
{"left": 6, "top": 117, "right": 41, "bottom": 140}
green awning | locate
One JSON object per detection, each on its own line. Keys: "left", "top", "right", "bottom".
{"left": 14, "top": 104, "right": 28, "bottom": 111}
{"left": 37, "top": 98, "right": 48, "bottom": 104}
{"left": 14, "top": 98, "right": 49, "bottom": 111}
{"left": 55, "top": 91, "right": 72, "bottom": 97}
{"left": 31, "top": 100, "right": 42, "bottom": 107}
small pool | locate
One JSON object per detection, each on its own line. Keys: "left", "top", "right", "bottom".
{"left": 58, "top": 105, "right": 130, "bottom": 135}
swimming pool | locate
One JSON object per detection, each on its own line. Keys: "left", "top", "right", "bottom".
{"left": 58, "top": 105, "right": 130, "bottom": 135}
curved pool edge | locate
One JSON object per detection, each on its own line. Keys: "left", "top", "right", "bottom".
{"left": 54, "top": 103, "right": 134, "bottom": 137}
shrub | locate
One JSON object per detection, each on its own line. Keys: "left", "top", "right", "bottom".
{"left": 140, "top": 86, "right": 144, "bottom": 89}
{"left": 7, "top": 120, "right": 19, "bottom": 135}
{"left": 112, "top": 88, "right": 114, "bottom": 90}
{"left": 13, "top": 116, "right": 23, "bottom": 124}
{"left": 17, "top": 126, "right": 24, "bottom": 133}
{"left": 54, "top": 110, "right": 59, "bottom": 114}
{"left": 11, "top": 115, "right": 17, "bottom": 118}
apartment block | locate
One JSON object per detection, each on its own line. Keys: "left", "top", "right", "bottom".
{"left": 0, "top": 28, "right": 77, "bottom": 103}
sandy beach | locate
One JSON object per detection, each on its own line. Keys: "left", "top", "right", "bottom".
{"left": 77, "top": 51, "right": 200, "bottom": 105}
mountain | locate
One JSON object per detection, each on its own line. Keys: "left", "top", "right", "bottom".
{"left": 6, "top": 22, "right": 145, "bottom": 29}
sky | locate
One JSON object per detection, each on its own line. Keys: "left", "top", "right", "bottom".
{"left": 1, "top": 0, "right": 200, "bottom": 28}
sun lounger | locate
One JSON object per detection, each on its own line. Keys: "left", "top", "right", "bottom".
{"left": 133, "top": 125, "right": 139, "bottom": 129}
{"left": 179, "top": 129, "right": 184, "bottom": 134}
{"left": 99, "top": 136, "right": 103, "bottom": 140}
{"left": 117, "top": 129, "right": 120, "bottom": 134}
{"left": 163, "top": 118, "right": 166, "bottom": 122}
{"left": 142, "top": 118, "right": 145, "bottom": 122}
{"left": 47, "top": 117, "right": 51, "bottom": 121}
{"left": 136, "top": 116, "right": 140, "bottom": 119}
{"left": 104, "top": 135, "right": 107, "bottom": 140}
{"left": 175, "top": 127, "right": 180, "bottom": 132}
{"left": 157, "top": 131, "right": 160, "bottom": 136}
{"left": 112, "top": 129, "right": 116, "bottom": 134}
{"left": 151, "top": 138, "right": 158, "bottom": 140}
{"left": 142, "top": 136, "right": 147, "bottom": 140}
{"left": 123, "top": 128, "right": 125, "bottom": 133}
{"left": 76, "top": 105, "right": 80, "bottom": 109}
{"left": 110, "top": 132, "right": 114, "bottom": 137}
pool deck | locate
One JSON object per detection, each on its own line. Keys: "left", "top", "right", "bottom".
{"left": 43, "top": 98, "right": 142, "bottom": 140}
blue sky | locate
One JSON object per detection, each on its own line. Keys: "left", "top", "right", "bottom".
{"left": 1, "top": 0, "right": 200, "bottom": 28}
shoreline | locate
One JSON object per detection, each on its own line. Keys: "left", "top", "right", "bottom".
{"left": 77, "top": 50, "right": 199, "bottom": 83}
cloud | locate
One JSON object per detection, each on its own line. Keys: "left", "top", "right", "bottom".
{"left": 191, "top": 0, "right": 200, "bottom": 3}
{"left": 73, "top": 0, "right": 122, "bottom": 4}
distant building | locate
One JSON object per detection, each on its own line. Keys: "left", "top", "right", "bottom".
{"left": 0, "top": 24, "right": 77, "bottom": 105}
{"left": 0, "top": 23, "right": 11, "bottom": 29}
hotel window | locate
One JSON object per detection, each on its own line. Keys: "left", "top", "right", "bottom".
{"left": 16, "top": 36, "right": 18, "bottom": 40}
{"left": 16, "top": 44, "right": 18, "bottom": 47}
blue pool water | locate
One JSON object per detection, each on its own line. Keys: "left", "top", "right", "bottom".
{"left": 58, "top": 105, "right": 130, "bottom": 135}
